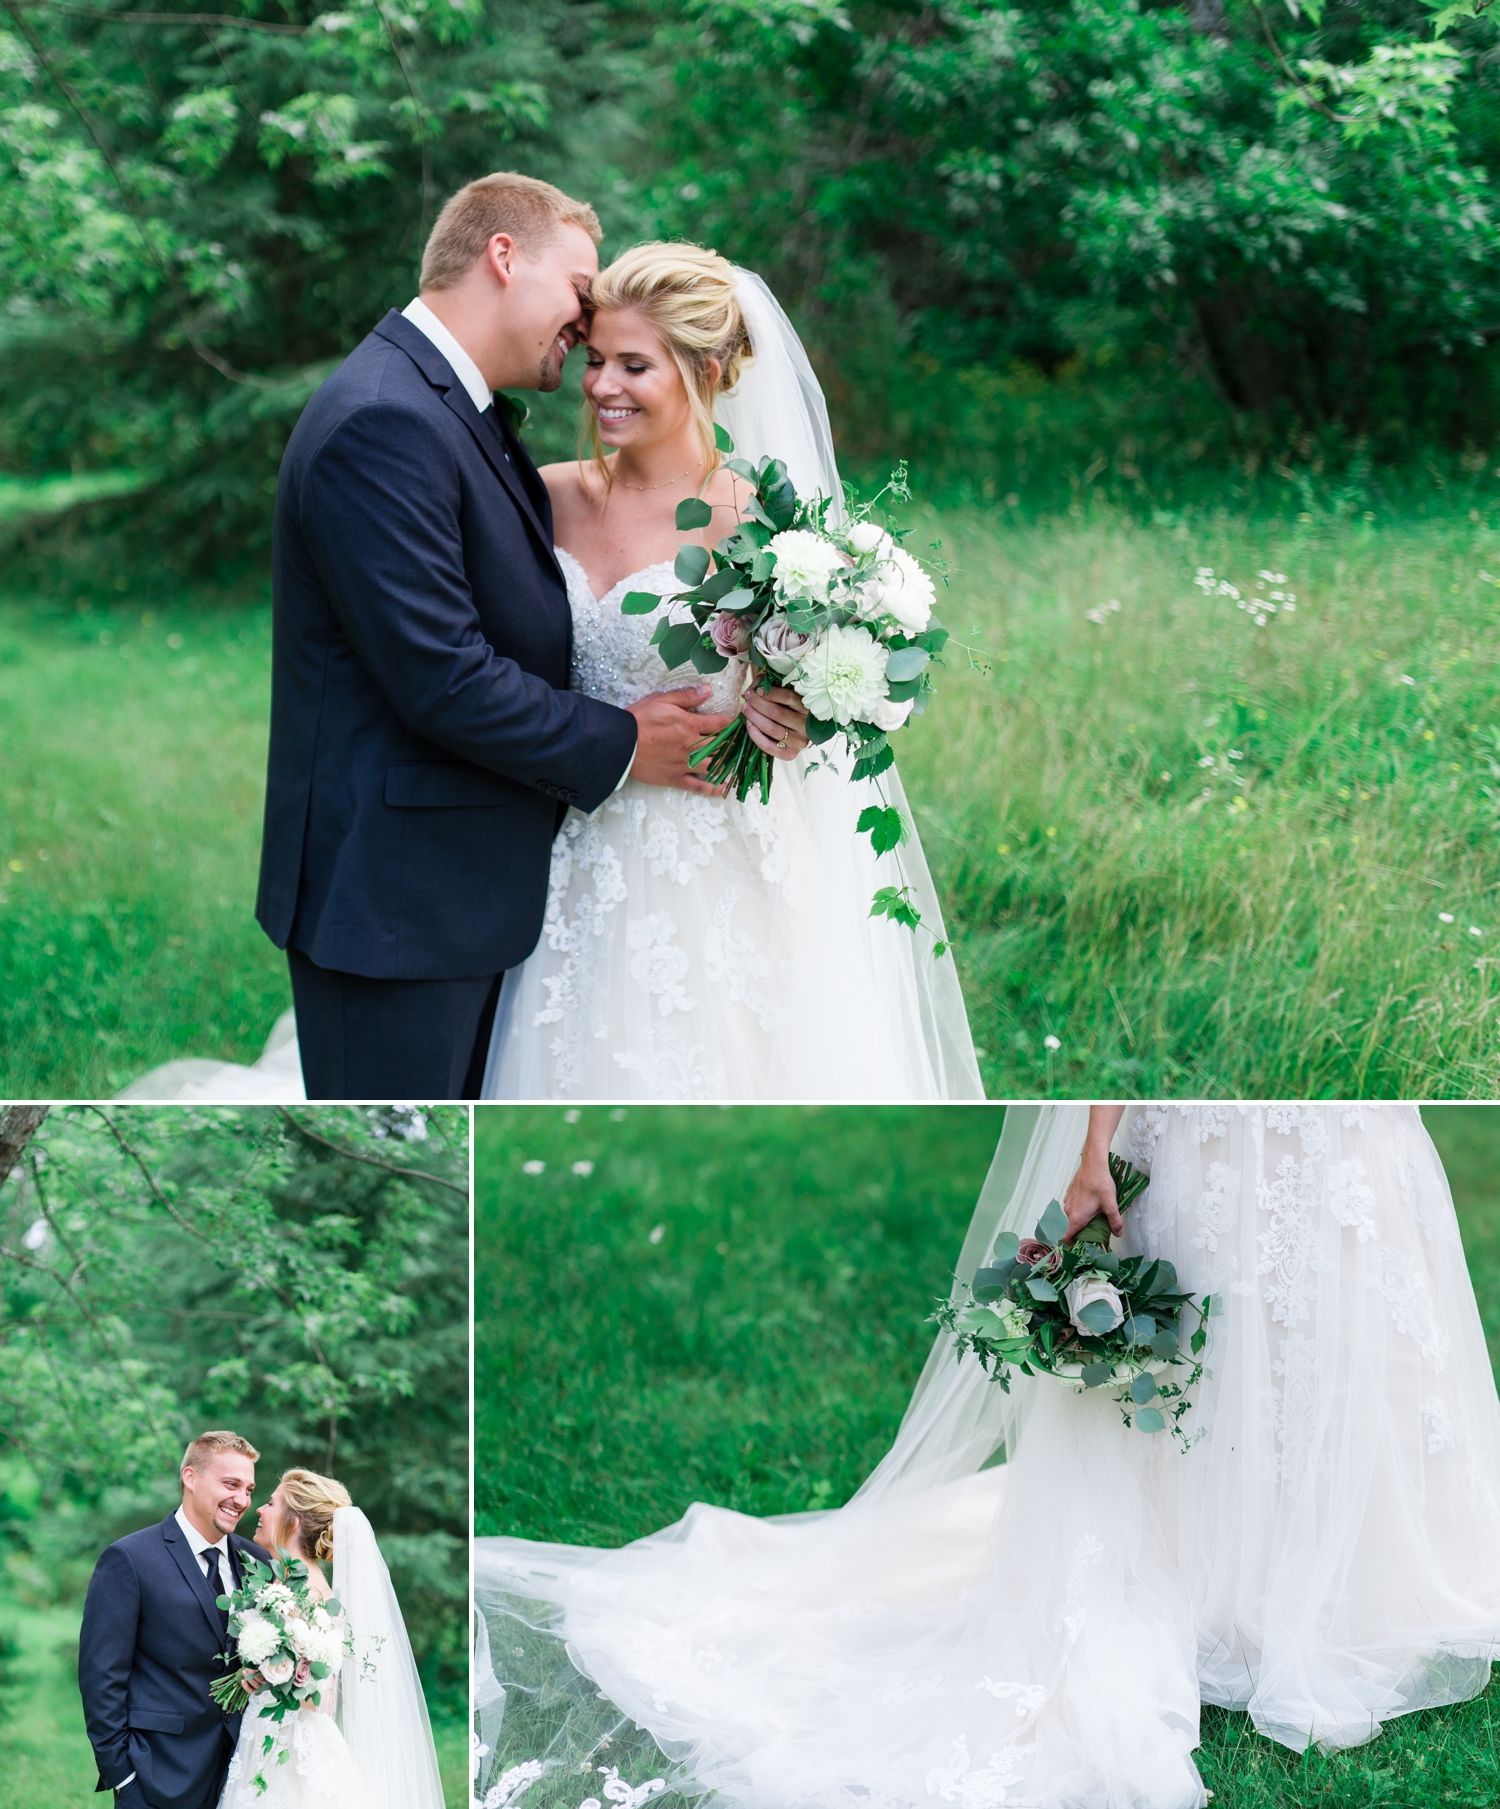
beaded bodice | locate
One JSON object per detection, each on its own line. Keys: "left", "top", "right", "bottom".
{"left": 557, "top": 546, "right": 742, "bottom": 715}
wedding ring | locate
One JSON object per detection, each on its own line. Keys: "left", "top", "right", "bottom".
{"left": 776, "top": 730, "right": 789, "bottom": 749}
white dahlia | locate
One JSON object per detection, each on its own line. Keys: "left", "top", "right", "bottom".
{"left": 235, "top": 1612, "right": 281, "bottom": 1668}
{"left": 792, "top": 625, "right": 890, "bottom": 725}
{"left": 767, "top": 529, "right": 845, "bottom": 603}
{"left": 869, "top": 546, "right": 935, "bottom": 635}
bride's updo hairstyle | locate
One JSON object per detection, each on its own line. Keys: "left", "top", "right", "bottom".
{"left": 276, "top": 1468, "right": 352, "bottom": 1564}
{"left": 585, "top": 241, "right": 752, "bottom": 483}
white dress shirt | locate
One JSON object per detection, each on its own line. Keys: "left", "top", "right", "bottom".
{"left": 399, "top": 296, "right": 637, "bottom": 794}
{"left": 113, "top": 1511, "right": 235, "bottom": 1792}
{"left": 401, "top": 296, "right": 494, "bottom": 414}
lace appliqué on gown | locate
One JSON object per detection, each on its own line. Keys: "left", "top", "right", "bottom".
{"left": 219, "top": 1689, "right": 368, "bottom": 1808}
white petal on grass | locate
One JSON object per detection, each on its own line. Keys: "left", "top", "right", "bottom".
{"left": 1470, "top": 927, "right": 1483, "bottom": 938}
{"left": 572, "top": 1160, "right": 595, "bottom": 1176}
{"left": 522, "top": 1159, "right": 545, "bottom": 1175}
{"left": 1439, "top": 912, "right": 1455, "bottom": 923}
{"left": 1044, "top": 1035, "right": 1061, "bottom": 1051}
{"left": 648, "top": 1224, "right": 665, "bottom": 1245}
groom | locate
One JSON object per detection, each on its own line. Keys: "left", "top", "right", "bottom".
{"left": 257, "top": 169, "right": 761, "bottom": 1098}
{"left": 79, "top": 1431, "right": 270, "bottom": 1809}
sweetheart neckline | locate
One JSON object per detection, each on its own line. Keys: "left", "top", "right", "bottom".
{"left": 554, "top": 545, "right": 677, "bottom": 610}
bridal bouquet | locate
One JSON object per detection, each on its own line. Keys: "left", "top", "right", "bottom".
{"left": 622, "top": 428, "right": 951, "bottom": 940}
{"left": 931, "top": 1156, "right": 1214, "bottom": 1450}
{"left": 209, "top": 1551, "right": 351, "bottom": 1721}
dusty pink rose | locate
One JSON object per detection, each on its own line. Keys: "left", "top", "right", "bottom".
{"left": 710, "top": 611, "right": 752, "bottom": 657}
{"left": 1016, "top": 1239, "right": 1062, "bottom": 1276}
{"left": 755, "top": 619, "right": 812, "bottom": 676}
{"left": 294, "top": 1659, "right": 312, "bottom": 1687}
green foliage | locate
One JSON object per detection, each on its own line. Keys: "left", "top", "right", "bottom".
{"left": 476, "top": 1101, "right": 1500, "bottom": 1809}
{"left": 628, "top": 0, "right": 1500, "bottom": 449}
{"left": 0, "top": 0, "right": 640, "bottom": 557}
{"left": 0, "top": 1105, "right": 468, "bottom": 1710}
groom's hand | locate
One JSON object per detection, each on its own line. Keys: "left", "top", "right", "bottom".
{"left": 627, "top": 686, "right": 734, "bottom": 796}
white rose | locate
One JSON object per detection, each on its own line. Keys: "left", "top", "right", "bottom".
{"left": 847, "top": 522, "right": 892, "bottom": 558}
{"left": 766, "top": 529, "right": 845, "bottom": 603}
{"left": 755, "top": 618, "right": 812, "bottom": 676}
{"left": 791, "top": 624, "right": 890, "bottom": 725}
{"left": 235, "top": 1613, "right": 280, "bottom": 1667}
{"left": 870, "top": 696, "right": 914, "bottom": 733}
{"left": 870, "top": 546, "right": 935, "bottom": 635}
{"left": 1064, "top": 1274, "right": 1125, "bottom": 1339}
{"left": 259, "top": 1652, "right": 296, "bottom": 1687}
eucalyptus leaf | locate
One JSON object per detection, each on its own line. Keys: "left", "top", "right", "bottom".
{"left": 993, "top": 1232, "right": 1021, "bottom": 1262}
{"left": 1129, "top": 1370, "right": 1158, "bottom": 1404}
{"left": 1035, "top": 1198, "right": 1069, "bottom": 1245}
{"left": 1081, "top": 1359, "right": 1113, "bottom": 1389}
{"left": 1151, "top": 1328, "right": 1180, "bottom": 1360}
{"left": 972, "top": 1260, "right": 1017, "bottom": 1296}
{"left": 1076, "top": 1299, "right": 1118, "bottom": 1336}
{"left": 1026, "top": 1276, "right": 1059, "bottom": 1303}
{"left": 674, "top": 545, "right": 712, "bottom": 586}
{"left": 1133, "top": 1407, "right": 1167, "bottom": 1434}
{"left": 675, "top": 496, "right": 713, "bottom": 530}
{"left": 621, "top": 590, "right": 665, "bottom": 616}
{"left": 1122, "top": 1314, "right": 1155, "bottom": 1345}
{"left": 713, "top": 422, "right": 735, "bottom": 454}
{"left": 690, "top": 642, "right": 729, "bottom": 674}
{"left": 884, "top": 645, "right": 930, "bottom": 682}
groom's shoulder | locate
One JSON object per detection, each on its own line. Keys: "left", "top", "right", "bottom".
{"left": 290, "top": 317, "right": 449, "bottom": 465}
{"left": 97, "top": 1515, "right": 173, "bottom": 1567}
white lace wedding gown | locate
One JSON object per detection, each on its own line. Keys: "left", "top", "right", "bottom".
{"left": 481, "top": 548, "right": 982, "bottom": 1101}
{"left": 475, "top": 1103, "right": 1500, "bottom": 1809}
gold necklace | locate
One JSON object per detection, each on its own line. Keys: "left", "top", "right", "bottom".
{"left": 614, "top": 462, "right": 703, "bottom": 493}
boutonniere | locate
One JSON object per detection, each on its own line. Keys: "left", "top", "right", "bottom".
{"left": 495, "top": 393, "right": 530, "bottom": 432}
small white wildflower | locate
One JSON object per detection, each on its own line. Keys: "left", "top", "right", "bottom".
{"left": 564, "top": 1108, "right": 581, "bottom": 1124}
{"left": 1043, "top": 1034, "right": 1061, "bottom": 1051}
{"left": 648, "top": 1224, "right": 665, "bottom": 1244}
{"left": 1469, "top": 926, "right": 1482, "bottom": 938}
{"left": 522, "top": 1159, "right": 545, "bottom": 1175}
{"left": 572, "top": 1160, "right": 595, "bottom": 1177}
{"left": 1439, "top": 912, "right": 1455, "bottom": 923}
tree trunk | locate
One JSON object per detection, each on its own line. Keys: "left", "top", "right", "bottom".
{"left": 0, "top": 1105, "right": 49, "bottom": 1191}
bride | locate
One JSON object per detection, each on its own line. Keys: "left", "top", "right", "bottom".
{"left": 220, "top": 1468, "right": 445, "bottom": 1809}
{"left": 475, "top": 1103, "right": 1500, "bottom": 1808}
{"left": 483, "top": 241, "right": 979, "bottom": 1099}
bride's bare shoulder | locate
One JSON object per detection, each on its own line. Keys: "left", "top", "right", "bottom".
{"left": 537, "top": 459, "right": 605, "bottom": 511}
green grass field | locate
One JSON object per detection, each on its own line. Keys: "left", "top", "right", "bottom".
{"left": 474, "top": 1102, "right": 1500, "bottom": 1809}
{"left": 0, "top": 1601, "right": 468, "bottom": 1809}
{"left": 2, "top": 481, "right": 1497, "bottom": 1096}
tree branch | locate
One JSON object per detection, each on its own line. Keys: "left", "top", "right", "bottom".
{"left": 278, "top": 1109, "right": 468, "bottom": 1196}
{"left": 30, "top": 2, "right": 304, "bottom": 31}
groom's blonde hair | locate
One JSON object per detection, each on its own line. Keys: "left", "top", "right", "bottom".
{"left": 182, "top": 1430, "right": 259, "bottom": 1473}
{"left": 421, "top": 172, "right": 602, "bottom": 289}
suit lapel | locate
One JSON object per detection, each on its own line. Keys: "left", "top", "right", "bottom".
{"left": 371, "top": 310, "right": 564, "bottom": 586}
{"left": 162, "top": 1517, "right": 230, "bottom": 1650}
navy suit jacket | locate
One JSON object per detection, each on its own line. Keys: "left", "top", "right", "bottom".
{"left": 256, "top": 309, "right": 638, "bottom": 980}
{"left": 79, "top": 1516, "right": 271, "bottom": 1809}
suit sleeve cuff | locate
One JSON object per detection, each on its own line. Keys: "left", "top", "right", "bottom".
{"left": 113, "top": 1775, "right": 137, "bottom": 1791}
{"left": 610, "top": 747, "right": 636, "bottom": 795}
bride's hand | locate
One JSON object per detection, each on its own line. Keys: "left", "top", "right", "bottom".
{"left": 627, "top": 686, "right": 734, "bottom": 796}
{"left": 1060, "top": 1104, "right": 1128, "bottom": 1244}
{"left": 741, "top": 684, "right": 809, "bottom": 761}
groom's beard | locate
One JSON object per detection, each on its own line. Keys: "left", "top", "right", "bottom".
{"left": 536, "top": 338, "right": 570, "bottom": 392}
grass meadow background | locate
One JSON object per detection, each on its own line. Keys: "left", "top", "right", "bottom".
{"left": 4, "top": 464, "right": 1500, "bottom": 1098}
{"left": 474, "top": 1102, "right": 1500, "bottom": 1809}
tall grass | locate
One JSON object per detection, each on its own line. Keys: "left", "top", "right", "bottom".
{"left": 900, "top": 498, "right": 1500, "bottom": 1097}
{"left": 474, "top": 1101, "right": 1500, "bottom": 1809}
{"left": 0, "top": 573, "right": 288, "bottom": 1097}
